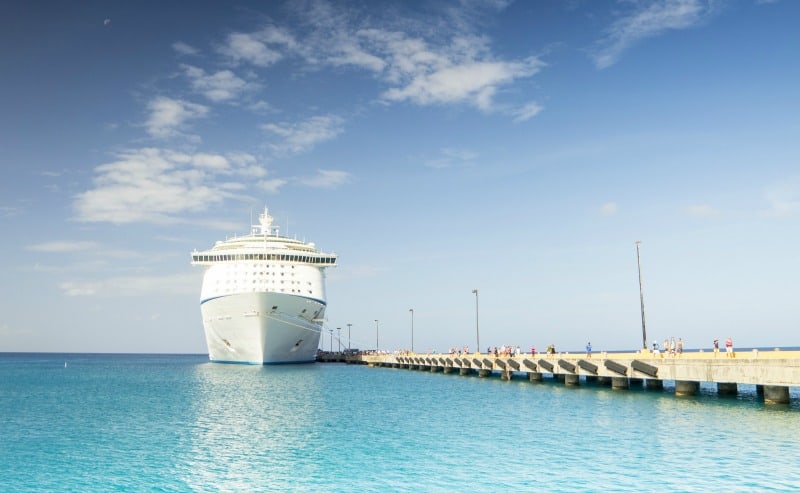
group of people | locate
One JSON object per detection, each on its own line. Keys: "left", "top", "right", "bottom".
{"left": 487, "top": 345, "right": 522, "bottom": 357}
{"left": 652, "top": 336, "right": 684, "bottom": 356}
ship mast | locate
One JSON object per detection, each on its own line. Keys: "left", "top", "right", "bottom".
{"left": 255, "top": 207, "right": 278, "bottom": 236}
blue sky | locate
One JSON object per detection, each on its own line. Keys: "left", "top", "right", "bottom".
{"left": 1, "top": 0, "right": 798, "bottom": 354}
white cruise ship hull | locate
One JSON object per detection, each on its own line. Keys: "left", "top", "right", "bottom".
{"left": 200, "top": 291, "right": 324, "bottom": 364}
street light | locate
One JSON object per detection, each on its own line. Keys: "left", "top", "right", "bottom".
{"left": 337, "top": 327, "right": 341, "bottom": 353}
{"left": 374, "top": 319, "right": 379, "bottom": 351}
{"left": 635, "top": 241, "right": 648, "bottom": 350}
{"left": 347, "top": 323, "right": 352, "bottom": 351}
{"left": 409, "top": 308, "right": 414, "bottom": 353}
{"left": 328, "top": 328, "right": 333, "bottom": 352}
{"left": 472, "top": 289, "right": 479, "bottom": 354}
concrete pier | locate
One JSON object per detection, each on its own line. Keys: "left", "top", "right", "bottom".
{"left": 764, "top": 386, "right": 790, "bottom": 405}
{"left": 675, "top": 380, "right": 699, "bottom": 396}
{"left": 347, "top": 349, "right": 800, "bottom": 407}
{"left": 611, "top": 377, "right": 629, "bottom": 390}
{"left": 645, "top": 379, "right": 664, "bottom": 390}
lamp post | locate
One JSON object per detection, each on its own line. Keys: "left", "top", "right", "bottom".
{"left": 374, "top": 319, "right": 379, "bottom": 352}
{"left": 328, "top": 328, "right": 333, "bottom": 352}
{"left": 409, "top": 308, "right": 414, "bottom": 353}
{"left": 337, "top": 327, "right": 341, "bottom": 353}
{"left": 472, "top": 289, "right": 479, "bottom": 354}
{"left": 635, "top": 241, "right": 647, "bottom": 350}
{"left": 347, "top": 323, "right": 352, "bottom": 351}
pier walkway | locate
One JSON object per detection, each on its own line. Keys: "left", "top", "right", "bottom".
{"left": 340, "top": 349, "right": 800, "bottom": 405}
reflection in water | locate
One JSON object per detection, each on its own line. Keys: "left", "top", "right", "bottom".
{"left": 178, "top": 364, "right": 326, "bottom": 491}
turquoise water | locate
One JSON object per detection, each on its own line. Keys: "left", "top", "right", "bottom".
{"left": 1, "top": 354, "right": 799, "bottom": 492}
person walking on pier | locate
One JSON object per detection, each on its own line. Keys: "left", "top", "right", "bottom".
{"left": 713, "top": 338, "right": 719, "bottom": 357}
{"left": 677, "top": 338, "right": 683, "bottom": 356}
{"left": 726, "top": 337, "right": 734, "bottom": 358}
{"left": 586, "top": 342, "right": 592, "bottom": 358}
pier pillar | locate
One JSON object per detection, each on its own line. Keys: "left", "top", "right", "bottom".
{"left": 564, "top": 374, "right": 579, "bottom": 386}
{"left": 717, "top": 383, "right": 738, "bottom": 396}
{"left": 430, "top": 366, "right": 441, "bottom": 373}
{"left": 763, "top": 386, "right": 790, "bottom": 405}
{"left": 598, "top": 377, "right": 612, "bottom": 387}
{"left": 528, "top": 372, "right": 543, "bottom": 382}
{"left": 675, "top": 380, "right": 699, "bottom": 396}
{"left": 645, "top": 379, "right": 664, "bottom": 391}
{"left": 629, "top": 378, "right": 643, "bottom": 388}
{"left": 443, "top": 366, "right": 454, "bottom": 374}
{"left": 478, "top": 369, "right": 492, "bottom": 378}
{"left": 555, "top": 374, "right": 565, "bottom": 382}
{"left": 459, "top": 368, "right": 473, "bottom": 376}
{"left": 501, "top": 370, "right": 513, "bottom": 381}
{"left": 611, "top": 377, "right": 629, "bottom": 390}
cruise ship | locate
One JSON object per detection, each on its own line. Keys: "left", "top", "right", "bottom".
{"left": 190, "top": 208, "right": 336, "bottom": 364}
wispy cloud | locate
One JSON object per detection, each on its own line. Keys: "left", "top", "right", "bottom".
{"left": 763, "top": 178, "right": 800, "bottom": 217}
{"left": 510, "top": 101, "right": 544, "bottom": 122}
{"left": 74, "top": 148, "right": 267, "bottom": 224}
{"left": 684, "top": 204, "right": 720, "bottom": 218}
{"left": 598, "top": 202, "right": 620, "bottom": 216}
{"left": 60, "top": 272, "right": 199, "bottom": 297}
{"left": 257, "top": 178, "right": 289, "bottom": 193}
{"left": 591, "top": 0, "right": 719, "bottom": 69}
{"left": 262, "top": 114, "right": 345, "bottom": 154}
{"left": 145, "top": 96, "right": 208, "bottom": 139}
{"left": 216, "top": 0, "right": 543, "bottom": 119}
{"left": 217, "top": 27, "right": 296, "bottom": 67}
{"left": 0, "top": 206, "right": 22, "bottom": 217}
{"left": 297, "top": 169, "right": 350, "bottom": 189}
{"left": 172, "top": 41, "right": 199, "bottom": 56}
{"left": 27, "top": 241, "right": 98, "bottom": 253}
{"left": 181, "top": 64, "right": 256, "bottom": 103}
{"left": 424, "top": 148, "right": 478, "bottom": 169}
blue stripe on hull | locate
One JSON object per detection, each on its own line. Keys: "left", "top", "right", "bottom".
{"left": 200, "top": 293, "right": 327, "bottom": 306}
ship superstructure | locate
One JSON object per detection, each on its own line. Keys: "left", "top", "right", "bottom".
{"left": 190, "top": 208, "right": 336, "bottom": 363}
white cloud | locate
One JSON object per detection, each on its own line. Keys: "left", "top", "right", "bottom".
{"left": 145, "top": 96, "right": 208, "bottom": 139}
{"left": 172, "top": 41, "right": 199, "bottom": 56}
{"left": 599, "top": 202, "right": 620, "bottom": 216}
{"left": 262, "top": 114, "right": 345, "bottom": 154}
{"left": 424, "top": 148, "right": 478, "bottom": 169}
{"left": 684, "top": 204, "right": 720, "bottom": 218}
{"left": 763, "top": 178, "right": 800, "bottom": 217}
{"left": 0, "top": 206, "right": 21, "bottom": 217}
{"left": 591, "top": 0, "right": 718, "bottom": 69}
{"left": 258, "top": 178, "right": 289, "bottom": 193}
{"left": 218, "top": 1, "right": 542, "bottom": 118}
{"left": 510, "top": 101, "right": 543, "bottom": 122}
{"left": 382, "top": 57, "right": 544, "bottom": 111}
{"left": 217, "top": 27, "right": 296, "bottom": 67}
{"left": 298, "top": 169, "right": 350, "bottom": 189}
{"left": 74, "top": 148, "right": 267, "bottom": 224}
{"left": 27, "top": 241, "right": 97, "bottom": 253}
{"left": 60, "top": 272, "right": 199, "bottom": 297}
{"left": 182, "top": 64, "right": 255, "bottom": 102}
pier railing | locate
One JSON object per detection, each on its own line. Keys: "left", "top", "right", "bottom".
{"left": 341, "top": 349, "right": 800, "bottom": 405}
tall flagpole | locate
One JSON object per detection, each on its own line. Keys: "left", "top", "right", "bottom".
{"left": 635, "top": 241, "right": 647, "bottom": 350}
